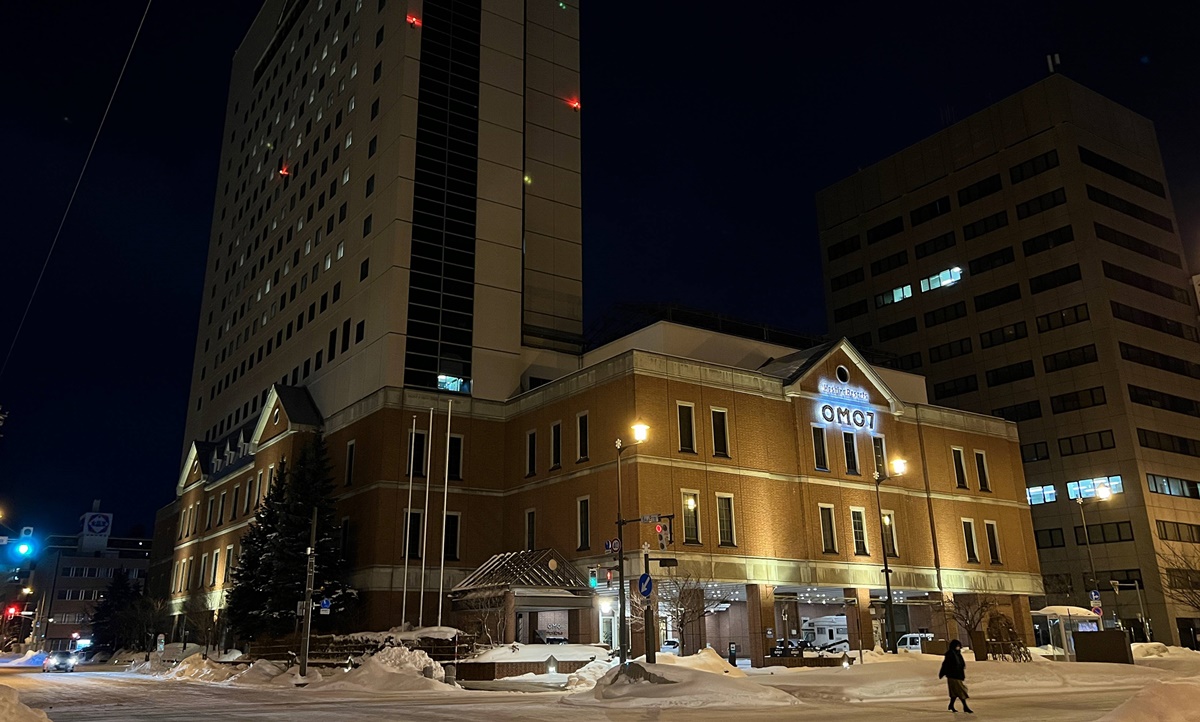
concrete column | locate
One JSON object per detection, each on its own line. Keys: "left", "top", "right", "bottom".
{"left": 502, "top": 590, "right": 516, "bottom": 644}
{"left": 680, "top": 587, "right": 707, "bottom": 655}
{"left": 567, "top": 607, "right": 599, "bottom": 645}
{"left": 938, "top": 591, "right": 961, "bottom": 644}
{"left": 745, "top": 584, "right": 775, "bottom": 667}
{"left": 1009, "top": 594, "right": 1035, "bottom": 646}
{"left": 844, "top": 587, "right": 875, "bottom": 652}
{"left": 527, "top": 611, "right": 539, "bottom": 643}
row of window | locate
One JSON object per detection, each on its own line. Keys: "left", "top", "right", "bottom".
{"left": 1026, "top": 475, "right": 1126, "bottom": 506}
{"left": 179, "top": 465, "right": 279, "bottom": 540}
{"left": 1034, "top": 521, "right": 1135, "bottom": 548}
{"left": 172, "top": 544, "right": 236, "bottom": 593}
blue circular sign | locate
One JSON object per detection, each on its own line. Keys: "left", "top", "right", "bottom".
{"left": 638, "top": 573, "right": 653, "bottom": 598}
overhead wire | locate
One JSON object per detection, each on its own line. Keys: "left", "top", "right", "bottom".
{"left": 0, "top": 0, "right": 154, "bottom": 386}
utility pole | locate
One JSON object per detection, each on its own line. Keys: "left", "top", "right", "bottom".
{"left": 643, "top": 551, "right": 655, "bottom": 664}
{"left": 299, "top": 507, "right": 317, "bottom": 679}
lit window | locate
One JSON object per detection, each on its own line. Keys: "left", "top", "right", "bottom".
{"left": 342, "top": 168, "right": 350, "bottom": 185}
{"left": 875, "top": 284, "right": 913, "bottom": 308}
{"left": 350, "top": 62, "right": 357, "bottom": 78}
{"left": 1066, "top": 475, "right": 1124, "bottom": 499}
{"left": 324, "top": 253, "right": 332, "bottom": 270}
{"left": 1026, "top": 485, "right": 1058, "bottom": 505}
{"left": 437, "top": 375, "right": 470, "bottom": 393}
{"left": 345, "top": 131, "right": 353, "bottom": 148}
{"left": 337, "top": 242, "right": 345, "bottom": 260}
{"left": 920, "top": 267, "right": 963, "bottom": 292}
{"left": 349, "top": 96, "right": 356, "bottom": 112}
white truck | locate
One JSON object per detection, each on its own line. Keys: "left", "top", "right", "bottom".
{"left": 801, "top": 615, "right": 850, "bottom": 653}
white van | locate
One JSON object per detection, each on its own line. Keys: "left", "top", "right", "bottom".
{"left": 801, "top": 615, "right": 850, "bottom": 652}
{"left": 896, "top": 632, "right": 933, "bottom": 652}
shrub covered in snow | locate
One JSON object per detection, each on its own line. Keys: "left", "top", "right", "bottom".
{"left": 564, "top": 662, "right": 798, "bottom": 708}
{"left": 565, "top": 659, "right": 615, "bottom": 690}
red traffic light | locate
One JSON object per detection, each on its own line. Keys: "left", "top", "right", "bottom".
{"left": 655, "top": 523, "right": 664, "bottom": 533}
{"left": 5, "top": 606, "right": 16, "bottom": 617}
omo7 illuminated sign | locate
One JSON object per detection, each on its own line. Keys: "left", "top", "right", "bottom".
{"left": 816, "top": 374, "right": 876, "bottom": 431}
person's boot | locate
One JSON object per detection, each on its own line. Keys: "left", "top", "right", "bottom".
{"left": 962, "top": 703, "right": 973, "bottom": 714}
{"left": 948, "top": 700, "right": 957, "bottom": 712}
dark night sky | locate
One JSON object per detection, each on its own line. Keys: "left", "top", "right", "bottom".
{"left": 2, "top": 2, "right": 1198, "bottom": 538}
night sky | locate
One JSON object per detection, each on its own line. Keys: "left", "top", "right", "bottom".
{"left": 2, "top": 2, "right": 1198, "bottom": 538}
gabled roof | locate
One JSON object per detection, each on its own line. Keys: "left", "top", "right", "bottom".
{"left": 452, "top": 549, "right": 593, "bottom": 594}
{"left": 757, "top": 340, "right": 836, "bottom": 383}
{"left": 766, "top": 337, "right": 907, "bottom": 416}
{"left": 251, "top": 384, "right": 323, "bottom": 447}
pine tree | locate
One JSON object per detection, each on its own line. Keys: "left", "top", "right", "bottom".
{"left": 225, "top": 473, "right": 287, "bottom": 639}
{"left": 90, "top": 569, "right": 137, "bottom": 648}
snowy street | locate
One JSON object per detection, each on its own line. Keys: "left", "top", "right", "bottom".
{"left": 0, "top": 664, "right": 1179, "bottom": 722}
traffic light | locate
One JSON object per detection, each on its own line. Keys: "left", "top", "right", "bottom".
{"left": 656, "top": 522, "right": 669, "bottom": 551}
{"left": 4, "top": 606, "right": 16, "bottom": 619}
{"left": 16, "top": 527, "right": 32, "bottom": 556}
{"left": 588, "top": 567, "right": 598, "bottom": 589}
{"left": 605, "top": 569, "right": 613, "bottom": 588}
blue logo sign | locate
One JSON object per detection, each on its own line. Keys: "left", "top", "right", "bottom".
{"left": 86, "top": 514, "right": 111, "bottom": 535}
{"left": 638, "top": 573, "right": 653, "bottom": 598}
{"left": 320, "top": 598, "right": 331, "bottom": 610}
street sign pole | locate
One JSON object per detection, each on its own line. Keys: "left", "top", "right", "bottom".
{"left": 642, "top": 553, "right": 655, "bottom": 664}
{"left": 299, "top": 507, "right": 317, "bottom": 680}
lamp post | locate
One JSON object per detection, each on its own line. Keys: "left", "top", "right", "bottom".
{"left": 873, "top": 458, "right": 906, "bottom": 654}
{"left": 614, "top": 421, "right": 649, "bottom": 665}
{"left": 1076, "top": 482, "right": 1113, "bottom": 606}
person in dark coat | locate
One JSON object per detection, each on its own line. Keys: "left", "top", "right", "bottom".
{"left": 938, "top": 639, "right": 973, "bottom": 713}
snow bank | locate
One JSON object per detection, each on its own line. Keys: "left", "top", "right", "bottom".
{"left": 160, "top": 654, "right": 244, "bottom": 683}
{"left": 563, "top": 662, "right": 799, "bottom": 708}
{"left": 307, "top": 645, "right": 452, "bottom": 693}
{"left": 343, "top": 625, "right": 464, "bottom": 644}
{"left": 215, "top": 648, "right": 245, "bottom": 662}
{"left": 565, "top": 659, "right": 616, "bottom": 690}
{"left": 1096, "top": 677, "right": 1200, "bottom": 722}
{"left": 469, "top": 642, "right": 608, "bottom": 663}
{"left": 227, "top": 660, "right": 287, "bottom": 686}
{"left": 0, "top": 684, "right": 50, "bottom": 722}
{"left": 634, "top": 647, "right": 745, "bottom": 677}
{"left": 0, "top": 650, "right": 45, "bottom": 667}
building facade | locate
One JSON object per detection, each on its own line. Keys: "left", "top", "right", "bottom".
{"left": 819, "top": 74, "right": 1200, "bottom": 645}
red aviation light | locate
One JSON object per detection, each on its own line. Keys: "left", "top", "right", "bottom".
{"left": 278, "top": 165, "right": 289, "bottom": 177}
{"left": 567, "top": 98, "right": 581, "bottom": 112}
{"left": 407, "top": 15, "right": 422, "bottom": 27}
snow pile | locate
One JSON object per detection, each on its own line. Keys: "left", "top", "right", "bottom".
{"left": 1131, "top": 643, "right": 1200, "bottom": 675}
{"left": 564, "top": 662, "right": 799, "bottom": 708}
{"left": 271, "top": 666, "right": 325, "bottom": 686}
{"left": 343, "top": 625, "right": 464, "bottom": 644}
{"left": 0, "top": 650, "right": 45, "bottom": 667}
{"left": 565, "top": 659, "right": 616, "bottom": 690}
{"left": 159, "top": 654, "right": 244, "bottom": 683}
{"left": 215, "top": 649, "right": 245, "bottom": 662}
{"left": 127, "top": 657, "right": 175, "bottom": 675}
{"left": 1096, "top": 677, "right": 1200, "bottom": 722}
{"left": 469, "top": 642, "right": 607, "bottom": 663}
{"left": 307, "top": 645, "right": 452, "bottom": 693}
{"left": 227, "top": 660, "right": 287, "bottom": 686}
{"left": 1132, "top": 642, "right": 1173, "bottom": 658}
{"left": 635, "top": 647, "right": 745, "bottom": 677}
{"left": 0, "top": 684, "right": 50, "bottom": 722}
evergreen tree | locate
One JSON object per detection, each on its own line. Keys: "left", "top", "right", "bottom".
{"left": 90, "top": 569, "right": 137, "bottom": 648}
{"left": 225, "top": 436, "right": 356, "bottom": 640}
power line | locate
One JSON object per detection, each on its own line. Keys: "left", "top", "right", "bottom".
{"left": 0, "top": 1, "right": 154, "bottom": 386}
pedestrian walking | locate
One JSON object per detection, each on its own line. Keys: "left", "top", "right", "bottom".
{"left": 938, "top": 639, "right": 973, "bottom": 713}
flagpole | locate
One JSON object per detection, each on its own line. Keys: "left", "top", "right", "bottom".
{"left": 418, "top": 407, "right": 433, "bottom": 628}
{"left": 400, "top": 414, "right": 416, "bottom": 626}
{"left": 437, "top": 399, "right": 453, "bottom": 627}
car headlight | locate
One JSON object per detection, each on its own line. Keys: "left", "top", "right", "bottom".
{"left": 69, "top": 656, "right": 78, "bottom": 664}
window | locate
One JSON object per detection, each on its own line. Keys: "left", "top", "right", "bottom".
{"left": 212, "top": 549, "right": 221, "bottom": 585}
{"left": 1016, "top": 187, "right": 1066, "bottom": 219}
{"left": 1043, "top": 344, "right": 1098, "bottom": 373}
{"left": 1086, "top": 185, "right": 1172, "bottom": 231}
{"left": 217, "top": 492, "right": 226, "bottom": 525}
{"left": 1112, "top": 301, "right": 1199, "bottom": 342}
{"left": 711, "top": 408, "right": 729, "bottom": 457}
{"left": 910, "top": 196, "right": 951, "bottom": 226}
{"left": 199, "top": 554, "right": 208, "bottom": 588}
{"left": 875, "top": 284, "right": 912, "bottom": 308}
{"left": 919, "top": 267, "right": 962, "bottom": 293}
{"left": 1036, "top": 528, "right": 1065, "bottom": 549}
{"left": 405, "top": 509, "right": 423, "bottom": 559}
{"left": 878, "top": 317, "right": 918, "bottom": 342}
{"left": 1158, "top": 520, "right": 1200, "bottom": 544}
{"left": 1103, "top": 261, "right": 1192, "bottom": 305}
{"left": 827, "top": 235, "right": 861, "bottom": 261}
{"left": 443, "top": 513, "right": 460, "bottom": 560}
{"left": 1079, "top": 147, "right": 1166, "bottom": 197}
{"left": 831, "top": 267, "right": 865, "bottom": 292}
{"left": 362, "top": 214, "right": 373, "bottom": 236}
{"left": 819, "top": 505, "right": 837, "bottom": 553}
{"left": 871, "top": 436, "right": 886, "bottom": 477}
{"left": 360, "top": 258, "right": 369, "bottom": 280}
{"left": 812, "top": 426, "right": 828, "bottom": 471}
{"left": 962, "top": 520, "right": 980, "bottom": 563}
{"left": 206, "top": 498, "right": 215, "bottom": 529}
{"left": 577, "top": 497, "right": 590, "bottom": 550}
{"left": 1066, "top": 475, "right": 1124, "bottom": 500}
{"left": 525, "top": 431, "right": 537, "bottom": 476}
{"left": 1058, "top": 430, "right": 1116, "bottom": 457}
{"left": 576, "top": 412, "right": 589, "bottom": 461}
{"left": 1022, "top": 441, "right": 1050, "bottom": 463}
{"left": 682, "top": 491, "right": 701, "bottom": 544}
{"left": 1037, "top": 303, "right": 1090, "bottom": 333}
{"left": 231, "top": 486, "right": 240, "bottom": 520}
{"left": 717, "top": 495, "right": 736, "bottom": 546}
{"left": 958, "top": 174, "right": 1003, "bottom": 206}
{"left": 1010, "top": 148, "right": 1060, "bottom": 184}
{"left": 408, "top": 430, "right": 427, "bottom": 476}
{"left": 448, "top": 435, "right": 463, "bottom": 480}
{"left": 929, "top": 337, "right": 972, "bottom": 364}
{"left": 986, "top": 360, "right": 1035, "bottom": 387}
{"left": 969, "top": 246, "right": 1015, "bottom": 275}
{"left": 1075, "top": 521, "right": 1135, "bottom": 545}
{"left": 833, "top": 299, "right": 869, "bottom": 322}
{"left": 1029, "top": 263, "right": 1082, "bottom": 294}
{"left": 915, "top": 230, "right": 956, "bottom": 259}
{"left": 870, "top": 250, "right": 908, "bottom": 276}
{"left": 1148, "top": 473, "right": 1200, "bottom": 500}
{"left": 866, "top": 216, "right": 904, "bottom": 245}
{"left": 993, "top": 399, "right": 1042, "bottom": 422}
{"left": 678, "top": 403, "right": 696, "bottom": 453}
{"left": 843, "top": 432, "right": 859, "bottom": 474}
{"left": 851, "top": 508, "right": 869, "bottom": 555}
{"left": 952, "top": 448, "right": 968, "bottom": 488}
{"left": 980, "top": 321, "right": 1028, "bottom": 349}
{"left": 882, "top": 511, "right": 898, "bottom": 557}
{"left": 1026, "top": 485, "right": 1058, "bottom": 505}
{"left": 550, "top": 422, "right": 562, "bottom": 468}
{"left": 1095, "top": 222, "right": 1181, "bottom": 267}
{"left": 985, "top": 521, "right": 1001, "bottom": 563}
{"left": 974, "top": 451, "right": 990, "bottom": 491}
{"left": 924, "top": 301, "right": 967, "bottom": 328}
{"left": 1023, "top": 224, "right": 1075, "bottom": 257}
{"left": 933, "top": 375, "right": 978, "bottom": 400}
{"left": 1120, "top": 343, "right": 1200, "bottom": 380}
{"left": 525, "top": 509, "right": 536, "bottom": 550}
{"left": 962, "top": 210, "right": 1008, "bottom": 240}
{"left": 1051, "top": 387, "right": 1107, "bottom": 414}
{"left": 974, "top": 284, "right": 1022, "bottom": 312}
{"left": 345, "top": 440, "right": 356, "bottom": 486}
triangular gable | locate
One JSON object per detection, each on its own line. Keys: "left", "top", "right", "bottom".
{"left": 781, "top": 337, "right": 907, "bottom": 417}
{"left": 250, "top": 384, "right": 323, "bottom": 449}
{"left": 176, "top": 441, "right": 209, "bottom": 495}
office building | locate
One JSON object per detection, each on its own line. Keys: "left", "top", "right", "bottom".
{"left": 819, "top": 74, "right": 1200, "bottom": 645}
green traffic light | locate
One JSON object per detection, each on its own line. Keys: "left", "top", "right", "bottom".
{"left": 16, "top": 543, "right": 30, "bottom": 555}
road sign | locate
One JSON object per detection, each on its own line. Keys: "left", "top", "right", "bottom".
{"left": 1091, "top": 606, "right": 1103, "bottom": 617}
{"left": 1089, "top": 589, "right": 1101, "bottom": 603}
{"left": 638, "top": 573, "right": 653, "bottom": 598}
{"left": 320, "top": 598, "right": 331, "bottom": 615}
{"left": 610, "top": 538, "right": 621, "bottom": 553}
{"left": 640, "top": 514, "right": 660, "bottom": 524}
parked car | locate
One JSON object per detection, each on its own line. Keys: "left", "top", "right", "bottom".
{"left": 42, "top": 651, "right": 78, "bottom": 673}
{"left": 896, "top": 633, "right": 934, "bottom": 653}
{"left": 660, "top": 639, "right": 681, "bottom": 655}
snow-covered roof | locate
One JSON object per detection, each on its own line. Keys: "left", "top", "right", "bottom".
{"left": 1033, "top": 606, "right": 1100, "bottom": 619}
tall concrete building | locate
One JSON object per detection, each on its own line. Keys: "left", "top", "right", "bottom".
{"left": 819, "top": 74, "right": 1200, "bottom": 646}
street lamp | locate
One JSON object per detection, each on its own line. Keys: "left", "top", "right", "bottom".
{"left": 873, "top": 458, "right": 906, "bottom": 653}
{"left": 1077, "top": 482, "right": 1113, "bottom": 606}
{"left": 615, "top": 420, "right": 650, "bottom": 665}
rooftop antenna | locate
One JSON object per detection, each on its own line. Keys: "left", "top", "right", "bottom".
{"left": 1046, "top": 53, "right": 1061, "bottom": 74}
